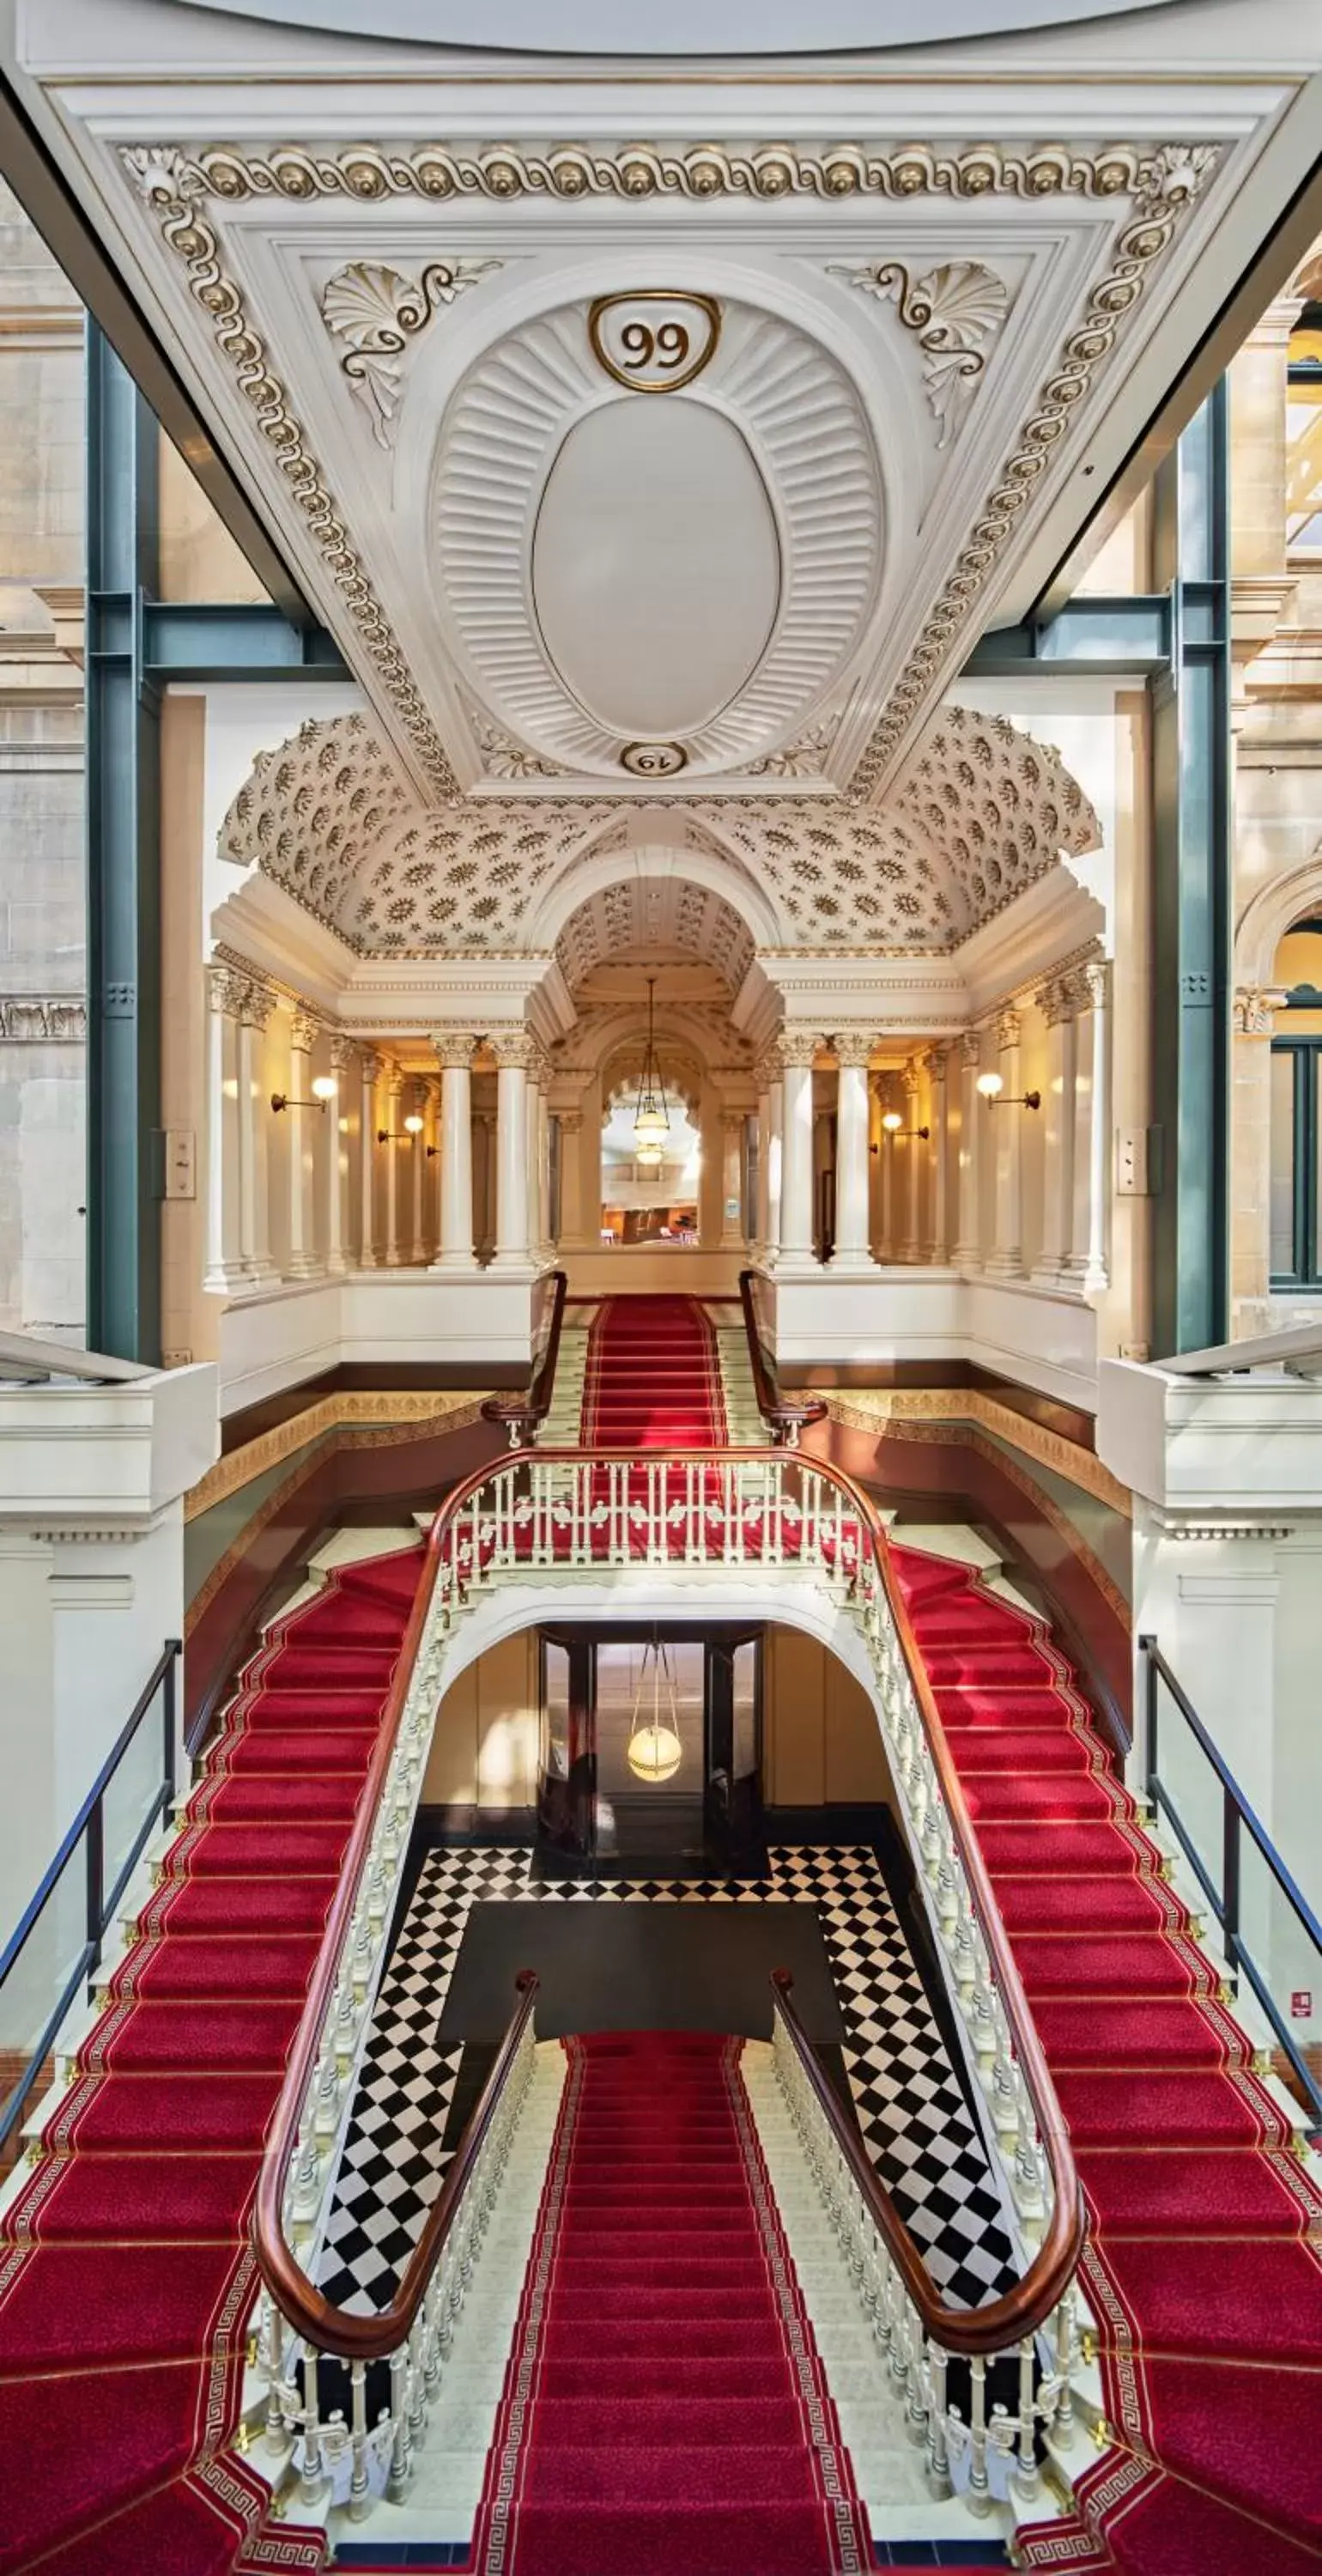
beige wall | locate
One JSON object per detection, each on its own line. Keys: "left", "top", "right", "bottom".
{"left": 423, "top": 1628, "right": 540, "bottom": 1810}
{"left": 762, "top": 1624, "right": 892, "bottom": 1808}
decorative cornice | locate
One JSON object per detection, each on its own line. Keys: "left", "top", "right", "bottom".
{"left": 828, "top": 257, "right": 1011, "bottom": 447}
{"left": 124, "top": 137, "right": 1216, "bottom": 814}
{"left": 319, "top": 255, "right": 501, "bottom": 448}
{"left": 819, "top": 1385, "right": 1133, "bottom": 1520}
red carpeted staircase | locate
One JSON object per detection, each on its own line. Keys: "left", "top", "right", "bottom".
{"left": 0, "top": 1545, "right": 425, "bottom": 2576}
{"left": 891, "top": 1542, "right": 1322, "bottom": 2576}
{"left": 473, "top": 2029, "right": 870, "bottom": 2576}
{"left": 581, "top": 1295, "right": 725, "bottom": 1447}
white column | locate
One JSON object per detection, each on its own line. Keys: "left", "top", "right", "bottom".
{"left": 1067, "top": 959, "right": 1110, "bottom": 1291}
{"left": 1032, "top": 981, "right": 1077, "bottom": 1289}
{"left": 408, "top": 1078, "right": 427, "bottom": 1264}
{"left": 766, "top": 1064, "right": 784, "bottom": 1262}
{"left": 953, "top": 1030, "right": 983, "bottom": 1271}
{"left": 357, "top": 1050, "right": 379, "bottom": 1267}
{"left": 203, "top": 965, "right": 247, "bottom": 1292}
{"left": 901, "top": 1058, "right": 923, "bottom": 1260}
{"left": 923, "top": 1045, "right": 949, "bottom": 1264}
{"left": 432, "top": 1030, "right": 476, "bottom": 1269}
{"left": 778, "top": 1032, "right": 819, "bottom": 1265}
{"left": 492, "top": 1030, "right": 533, "bottom": 1267}
{"left": 832, "top": 1032, "right": 873, "bottom": 1267}
{"left": 754, "top": 1077, "right": 772, "bottom": 1255}
{"left": 721, "top": 1111, "right": 746, "bottom": 1249}
{"left": 282, "top": 1008, "right": 323, "bottom": 1280}
{"left": 558, "top": 1111, "right": 584, "bottom": 1248}
{"left": 236, "top": 980, "right": 278, "bottom": 1287}
{"left": 325, "top": 1033, "right": 355, "bottom": 1276}
{"left": 382, "top": 1063, "right": 406, "bottom": 1267}
{"left": 877, "top": 1076, "right": 896, "bottom": 1259}
{"left": 985, "top": 1007, "right": 1025, "bottom": 1279}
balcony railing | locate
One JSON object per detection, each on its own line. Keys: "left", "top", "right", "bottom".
{"left": 251, "top": 1445, "right": 1083, "bottom": 2509}
{"left": 480, "top": 1266, "right": 567, "bottom": 1448}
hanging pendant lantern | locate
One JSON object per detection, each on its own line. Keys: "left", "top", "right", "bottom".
{"left": 632, "top": 975, "right": 670, "bottom": 1169}
{"left": 626, "top": 1635, "right": 683, "bottom": 1784}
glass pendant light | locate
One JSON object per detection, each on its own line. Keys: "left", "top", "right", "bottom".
{"left": 632, "top": 976, "right": 670, "bottom": 1168}
{"left": 626, "top": 1634, "right": 683, "bottom": 1785}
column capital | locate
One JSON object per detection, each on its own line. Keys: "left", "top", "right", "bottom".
{"left": 960, "top": 1028, "right": 984, "bottom": 1068}
{"left": 433, "top": 1027, "right": 476, "bottom": 1071}
{"left": 1034, "top": 976, "right": 1075, "bottom": 1028}
{"left": 779, "top": 1026, "right": 823, "bottom": 1070}
{"left": 490, "top": 1026, "right": 536, "bottom": 1072}
{"left": 357, "top": 1048, "right": 380, "bottom": 1085}
{"left": 1233, "top": 983, "right": 1288, "bottom": 1037}
{"left": 921, "top": 1042, "right": 949, "bottom": 1082}
{"left": 1082, "top": 956, "right": 1110, "bottom": 1012}
{"left": 328, "top": 1030, "right": 357, "bottom": 1071}
{"left": 833, "top": 1028, "right": 876, "bottom": 1070}
{"left": 239, "top": 976, "right": 278, "bottom": 1033}
{"left": 995, "top": 1005, "right": 1022, "bottom": 1052}
{"left": 559, "top": 1110, "right": 583, "bottom": 1137}
{"left": 207, "top": 962, "right": 248, "bottom": 1019}
{"left": 289, "top": 1006, "right": 320, "bottom": 1053}
{"left": 901, "top": 1055, "right": 921, "bottom": 1097}
{"left": 385, "top": 1060, "right": 406, "bottom": 1100}
{"left": 755, "top": 1046, "right": 784, "bottom": 1088}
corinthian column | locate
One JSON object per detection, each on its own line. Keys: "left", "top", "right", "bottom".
{"left": 954, "top": 1030, "right": 984, "bottom": 1271}
{"left": 1032, "top": 981, "right": 1076, "bottom": 1288}
{"left": 203, "top": 965, "right": 247, "bottom": 1293}
{"left": 357, "top": 1051, "right": 379, "bottom": 1267}
{"left": 382, "top": 1063, "right": 406, "bottom": 1267}
{"left": 1067, "top": 960, "right": 1111, "bottom": 1291}
{"left": 832, "top": 1030, "right": 874, "bottom": 1267}
{"left": 325, "top": 1033, "right": 355, "bottom": 1276}
{"left": 985, "top": 1007, "right": 1025, "bottom": 1279}
{"left": 778, "top": 1030, "right": 821, "bottom": 1267}
{"left": 922, "top": 1046, "right": 949, "bottom": 1263}
{"left": 431, "top": 1029, "right": 476, "bottom": 1269}
{"left": 491, "top": 1027, "right": 534, "bottom": 1267}
{"left": 236, "top": 977, "right": 279, "bottom": 1287}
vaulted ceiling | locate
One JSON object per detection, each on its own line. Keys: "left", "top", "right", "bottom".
{"left": 9, "top": 0, "right": 1316, "bottom": 817}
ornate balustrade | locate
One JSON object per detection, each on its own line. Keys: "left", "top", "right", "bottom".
{"left": 250, "top": 1444, "right": 1083, "bottom": 2512}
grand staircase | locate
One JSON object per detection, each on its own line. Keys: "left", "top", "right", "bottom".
{"left": 0, "top": 1546, "right": 425, "bottom": 2576}
{"left": 581, "top": 1294, "right": 725, "bottom": 1445}
{"left": 892, "top": 1543, "right": 1322, "bottom": 2576}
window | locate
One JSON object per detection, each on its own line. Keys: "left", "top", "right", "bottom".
{"left": 1270, "top": 1038, "right": 1322, "bottom": 1287}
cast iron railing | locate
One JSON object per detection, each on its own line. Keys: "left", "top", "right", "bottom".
{"left": 1139, "top": 1631, "right": 1322, "bottom": 2125}
{"left": 0, "top": 1637, "right": 180, "bottom": 2152}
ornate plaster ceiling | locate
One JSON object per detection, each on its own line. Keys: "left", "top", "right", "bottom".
{"left": 555, "top": 880, "right": 755, "bottom": 996}
{"left": 220, "top": 703, "right": 1099, "bottom": 957}
{"left": 13, "top": 1, "right": 1300, "bottom": 809}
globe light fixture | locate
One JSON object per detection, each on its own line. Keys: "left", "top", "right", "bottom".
{"left": 978, "top": 1068, "right": 1040, "bottom": 1110}
{"left": 626, "top": 1635, "right": 684, "bottom": 1785}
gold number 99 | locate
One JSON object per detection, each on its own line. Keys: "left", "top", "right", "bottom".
{"left": 620, "top": 319, "right": 691, "bottom": 372}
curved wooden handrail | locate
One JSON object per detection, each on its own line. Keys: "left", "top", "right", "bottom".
{"left": 257, "top": 1971, "right": 537, "bottom": 2360}
{"left": 255, "top": 1437, "right": 1081, "bottom": 2362}
{"left": 738, "top": 1268, "right": 828, "bottom": 1446}
{"left": 482, "top": 1267, "right": 567, "bottom": 1445}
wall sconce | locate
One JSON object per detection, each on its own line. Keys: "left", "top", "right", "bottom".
{"left": 377, "top": 1113, "right": 426, "bottom": 1145}
{"left": 270, "top": 1075, "right": 337, "bottom": 1114}
{"left": 977, "top": 1071, "right": 1040, "bottom": 1110}
{"left": 871, "top": 1109, "right": 929, "bottom": 1152}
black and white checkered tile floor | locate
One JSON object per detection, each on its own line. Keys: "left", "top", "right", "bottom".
{"left": 314, "top": 1844, "right": 1017, "bottom": 2317}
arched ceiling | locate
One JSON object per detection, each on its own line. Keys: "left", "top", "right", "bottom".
{"left": 555, "top": 879, "right": 755, "bottom": 998}
{"left": 220, "top": 704, "right": 1100, "bottom": 958}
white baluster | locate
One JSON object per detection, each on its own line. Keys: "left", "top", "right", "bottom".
{"left": 1016, "top": 2337, "right": 1041, "bottom": 2500}
{"left": 349, "top": 2359, "right": 370, "bottom": 2518}
{"left": 967, "top": 2354, "right": 991, "bottom": 2516}
{"left": 300, "top": 2349, "right": 325, "bottom": 2504}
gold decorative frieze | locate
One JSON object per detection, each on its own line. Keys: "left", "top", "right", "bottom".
{"left": 184, "top": 1386, "right": 487, "bottom": 1522}
{"left": 819, "top": 1384, "right": 1133, "bottom": 1517}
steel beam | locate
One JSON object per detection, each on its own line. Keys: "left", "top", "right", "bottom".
{"left": 143, "top": 602, "right": 349, "bottom": 683}
{"left": 1149, "top": 385, "right": 1231, "bottom": 1358}
{"left": 961, "top": 596, "right": 1168, "bottom": 678}
{"left": 85, "top": 323, "right": 162, "bottom": 1365}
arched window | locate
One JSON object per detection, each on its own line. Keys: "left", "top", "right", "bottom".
{"left": 1269, "top": 916, "right": 1322, "bottom": 1285}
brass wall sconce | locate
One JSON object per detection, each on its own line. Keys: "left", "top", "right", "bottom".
{"left": 270, "top": 1077, "right": 337, "bottom": 1114}
{"left": 377, "top": 1114, "right": 425, "bottom": 1144}
{"left": 977, "top": 1072, "right": 1040, "bottom": 1110}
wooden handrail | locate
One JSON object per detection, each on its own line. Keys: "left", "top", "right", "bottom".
{"left": 737, "top": 1268, "right": 827, "bottom": 1445}
{"left": 257, "top": 1970, "right": 538, "bottom": 2360}
{"left": 254, "top": 1439, "right": 1081, "bottom": 2362}
{"left": 482, "top": 1267, "right": 567, "bottom": 1443}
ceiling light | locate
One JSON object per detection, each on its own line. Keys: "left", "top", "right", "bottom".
{"left": 626, "top": 1637, "right": 684, "bottom": 1786}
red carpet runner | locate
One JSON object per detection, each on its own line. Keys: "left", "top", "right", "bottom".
{"left": 581, "top": 1294, "right": 725, "bottom": 1447}
{"left": 891, "top": 1543, "right": 1322, "bottom": 2576}
{"left": 0, "top": 1544, "right": 424, "bottom": 2576}
{"left": 473, "top": 2030, "right": 870, "bottom": 2576}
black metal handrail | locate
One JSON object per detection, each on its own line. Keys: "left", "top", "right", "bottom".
{"left": 738, "top": 1268, "right": 827, "bottom": 1448}
{"left": 0, "top": 1637, "right": 181, "bottom": 2151}
{"left": 1139, "top": 1632, "right": 1322, "bottom": 2124}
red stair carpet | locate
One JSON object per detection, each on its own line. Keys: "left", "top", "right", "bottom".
{"left": 581, "top": 1294, "right": 725, "bottom": 1447}
{"left": 891, "top": 1543, "right": 1322, "bottom": 2576}
{"left": 0, "top": 1544, "right": 425, "bottom": 2576}
{"left": 472, "top": 2029, "right": 871, "bottom": 2576}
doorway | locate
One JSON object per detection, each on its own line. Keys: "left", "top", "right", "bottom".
{"left": 537, "top": 1625, "right": 762, "bottom": 1870}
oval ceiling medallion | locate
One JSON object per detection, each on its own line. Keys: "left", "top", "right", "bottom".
{"left": 531, "top": 397, "right": 780, "bottom": 742}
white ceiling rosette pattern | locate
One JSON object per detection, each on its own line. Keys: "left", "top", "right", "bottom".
{"left": 220, "top": 705, "right": 1100, "bottom": 957}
